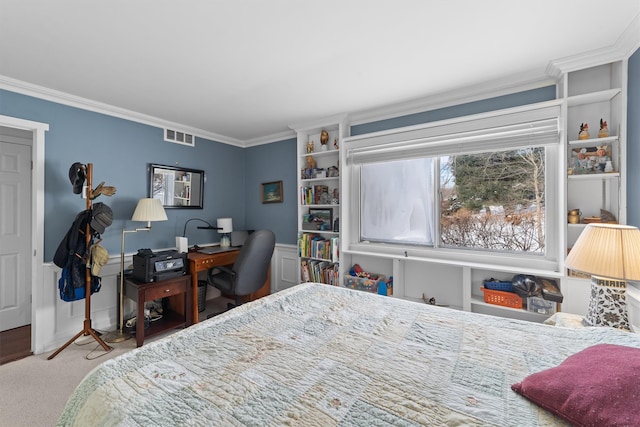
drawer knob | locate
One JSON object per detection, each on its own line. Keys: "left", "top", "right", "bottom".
{"left": 164, "top": 289, "right": 171, "bottom": 293}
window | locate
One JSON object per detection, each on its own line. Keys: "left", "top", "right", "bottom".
{"left": 362, "top": 158, "right": 435, "bottom": 245}
{"left": 345, "top": 101, "right": 561, "bottom": 268}
{"left": 440, "top": 148, "right": 545, "bottom": 253}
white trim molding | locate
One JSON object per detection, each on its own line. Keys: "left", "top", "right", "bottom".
{"left": 0, "top": 114, "right": 48, "bottom": 354}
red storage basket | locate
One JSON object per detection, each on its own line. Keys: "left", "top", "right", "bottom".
{"left": 480, "top": 287, "right": 523, "bottom": 309}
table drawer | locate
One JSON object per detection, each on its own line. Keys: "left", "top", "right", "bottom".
{"left": 145, "top": 278, "right": 187, "bottom": 300}
{"left": 194, "top": 252, "right": 236, "bottom": 270}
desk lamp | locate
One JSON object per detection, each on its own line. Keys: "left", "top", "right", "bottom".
{"left": 217, "top": 218, "right": 233, "bottom": 248}
{"left": 105, "top": 198, "right": 167, "bottom": 343}
{"left": 177, "top": 218, "right": 215, "bottom": 252}
{"left": 564, "top": 223, "right": 640, "bottom": 330}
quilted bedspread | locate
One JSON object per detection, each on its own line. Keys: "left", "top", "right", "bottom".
{"left": 58, "top": 283, "right": 640, "bottom": 426}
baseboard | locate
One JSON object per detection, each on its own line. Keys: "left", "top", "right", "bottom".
{"left": 0, "top": 325, "right": 32, "bottom": 365}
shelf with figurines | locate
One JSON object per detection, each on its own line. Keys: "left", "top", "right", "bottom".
{"left": 567, "top": 121, "right": 619, "bottom": 177}
{"left": 300, "top": 129, "right": 340, "bottom": 157}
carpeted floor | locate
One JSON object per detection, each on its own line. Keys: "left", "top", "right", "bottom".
{"left": 0, "top": 297, "right": 229, "bottom": 426}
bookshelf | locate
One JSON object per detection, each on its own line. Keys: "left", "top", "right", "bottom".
{"left": 290, "top": 115, "right": 348, "bottom": 285}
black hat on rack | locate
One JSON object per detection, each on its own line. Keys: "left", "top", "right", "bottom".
{"left": 68, "top": 162, "right": 86, "bottom": 194}
{"left": 90, "top": 202, "right": 113, "bottom": 234}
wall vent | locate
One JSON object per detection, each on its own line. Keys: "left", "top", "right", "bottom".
{"left": 164, "top": 128, "right": 195, "bottom": 147}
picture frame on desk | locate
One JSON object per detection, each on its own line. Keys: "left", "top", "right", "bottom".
{"left": 261, "top": 180, "right": 283, "bottom": 203}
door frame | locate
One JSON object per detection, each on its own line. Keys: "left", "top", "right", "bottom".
{"left": 0, "top": 115, "right": 47, "bottom": 354}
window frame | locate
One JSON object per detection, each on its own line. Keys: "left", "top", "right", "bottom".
{"left": 341, "top": 100, "right": 563, "bottom": 273}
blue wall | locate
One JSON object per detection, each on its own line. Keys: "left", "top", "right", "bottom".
{"left": 244, "top": 138, "right": 298, "bottom": 244}
{"left": 0, "top": 90, "right": 248, "bottom": 260}
{"left": 627, "top": 48, "right": 640, "bottom": 227}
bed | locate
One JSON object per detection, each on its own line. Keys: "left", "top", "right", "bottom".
{"left": 58, "top": 283, "right": 640, "bottom": 426}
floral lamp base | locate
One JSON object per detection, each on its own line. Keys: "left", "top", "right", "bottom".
{"left": 584, "top": 276, "right": 629, "bottom": 331}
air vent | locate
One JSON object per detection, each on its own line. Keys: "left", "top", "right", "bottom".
{"left": 164, "top": 128, "right": 195, "bottom": 147}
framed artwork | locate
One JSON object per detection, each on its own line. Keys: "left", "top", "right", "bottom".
{"left": 261, "top": 180, "right": 283, "bottom": 203}
{"left": 308, "top": 208, "right": 333, "bottom": 229}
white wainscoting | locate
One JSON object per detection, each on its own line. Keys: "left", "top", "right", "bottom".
{"left": 37, "top": 258, "right": 121, "bottom": 355}
{"left": 271, "top": 243, "right": 298, "bottom": 294}
{"left": 35, "top": 244, "right": 301, "bottom": 355}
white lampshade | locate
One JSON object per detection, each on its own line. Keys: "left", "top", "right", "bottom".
{"left": 217, "top": 217, "right": 233, "bottom": 233}
{"left": 565, "top": 223, "right": 640, "bottom": 281}
{"left": 131, "top": 198, "right": 168, "bottom": 226}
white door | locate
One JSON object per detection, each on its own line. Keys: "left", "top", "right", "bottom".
{"left": 0, "top": 127, "right": 32, "bottom": 331}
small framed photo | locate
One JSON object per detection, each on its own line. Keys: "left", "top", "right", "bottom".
{"left": 261, "top": 180, "right": 283, "bottom": 203}
{"left": 308, "top": 208, "right": 333, "bottom": 230}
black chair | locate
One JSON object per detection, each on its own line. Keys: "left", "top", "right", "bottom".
{"left": 207, "top": 230, "right": 275, "bottom": 311}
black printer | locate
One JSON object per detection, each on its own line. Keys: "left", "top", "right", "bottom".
{"left": 132, "top": 249, "right": 187, "bottom": 282}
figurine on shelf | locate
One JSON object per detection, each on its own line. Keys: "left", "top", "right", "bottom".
{"left": 320, "top": 130, "right": 329, "bottom": 151}
{"left": 596, "top": 145, "right": 610, "bottom": 172}
{"left": 306, "top": 155, "right": 317, "bottom": 170}
{"left": 605, "top": 160, "right": 614, "bottom": 173}
{"left": 598, "top": 119, "right": 609, "bottom": 138}
{"left": 333, "top": 137, "right": 339, "bottom": 150}
{"left": 306, "top": 140, "right": 315, "bottom": 153}
{"left": 578, "top": 123, "right": 590, "bottom": 140}
{"left": 576, "top": 147, "right": 589, "bottom": 171}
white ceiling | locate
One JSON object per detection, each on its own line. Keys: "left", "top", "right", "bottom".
{"left": 1, "top": 1, "right": 639, "bottom": 145}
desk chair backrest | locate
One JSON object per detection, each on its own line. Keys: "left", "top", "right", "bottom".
{"left": 231, "top": 229, "right": 275, "bottom": 296}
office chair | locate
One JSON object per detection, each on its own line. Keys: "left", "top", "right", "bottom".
{"left": 207, "top": 229, "right": 275, "bottom": 311}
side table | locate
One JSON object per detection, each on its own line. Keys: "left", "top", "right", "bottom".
{"left": 120, "top": 274, "right": 193, "bottom": 347}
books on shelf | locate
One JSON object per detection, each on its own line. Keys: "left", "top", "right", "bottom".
{"left": 300, "top": 259, "right": 339, "bottom": 286}
{"left": 299, "top": 185, "right": 330, "bottom": 205}
{"left": 298, "top": 233, "right": 339, "bottom": 262}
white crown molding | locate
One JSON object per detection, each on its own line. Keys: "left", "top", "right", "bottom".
{"left": 0, "top": 75, "right": 247, "bottom": 148}
{"left": 547, "top": 13, "right": 640, "bottom": 77}
{"left": 289, "top": 113, "right": 350, "bottom": 134}
{"left": 348, "top": 70, "right": 555, "bottom": 128}
{"left": 242, "top": 129, "right": 297, "bottom": 147}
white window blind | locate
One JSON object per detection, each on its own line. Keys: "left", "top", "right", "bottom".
{"left": 347, "top": 103, "right": 561, "bottom": 164}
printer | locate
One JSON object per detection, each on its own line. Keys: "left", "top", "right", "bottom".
{"left": 132, "top": 249, "right": 187, "bottom": 282}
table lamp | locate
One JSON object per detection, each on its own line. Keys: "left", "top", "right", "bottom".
{"left": 217, "top": 217, "right": 233, "bottom": 248}
{"left": 105, "top": 198, "right": 167, "bottom": 343}
{"left": 564, "top": 223, "right": 640, "bottom": 330}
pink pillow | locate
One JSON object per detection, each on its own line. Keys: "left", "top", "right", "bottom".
{"left": 512, "top": 344, "right": 640, "bottom": 427}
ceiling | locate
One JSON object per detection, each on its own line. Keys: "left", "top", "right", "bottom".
{"left": 1, "top": 1, "right": 639, "bottom": 146}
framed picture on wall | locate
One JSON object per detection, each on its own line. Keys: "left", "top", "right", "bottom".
{"left": 261, "top": 180, "right": 283, "bottom": 204}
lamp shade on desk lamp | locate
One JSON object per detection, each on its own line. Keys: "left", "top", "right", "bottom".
{"left": 565, "top": 223, "right": 640, "bottom": 330}
{"left": 217, "top": 218, "right": 233, "bottom": 247}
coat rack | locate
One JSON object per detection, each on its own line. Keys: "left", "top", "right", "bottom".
{"left": 48, "top": 163, "right": 113, "bottom": 360}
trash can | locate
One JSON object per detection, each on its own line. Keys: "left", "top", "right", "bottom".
{"left": 197, "top": 280, "right": 207, "bottom": 312}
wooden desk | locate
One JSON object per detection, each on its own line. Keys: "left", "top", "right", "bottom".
{"left": 187, "top": 249, "right": 270, "bottom": 323}
{"left": 121, "top": 274, "right": 192, "bottom": 347}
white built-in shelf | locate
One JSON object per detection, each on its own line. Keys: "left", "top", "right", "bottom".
{"left": 299, "top": 230, "right": 339, "bottom": 236}
{"left": 567, "top": 172, "right": 620, "bottom": 180}
{"left": 567, "top": 223, "right": 588, "bottom": 229}
{"left": 568, "top": 136, "right": 618, "bottom": 146}
{"left": 301, "top": 150, "right": 339, "bottom": 159}
{"left": 301, "top": 177, "right": 340, "bottom": 183}
{"left": 567, "top": 88, "right": 621, "bottom": 107}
